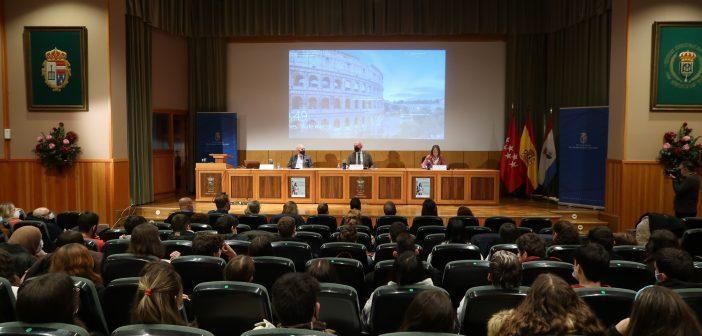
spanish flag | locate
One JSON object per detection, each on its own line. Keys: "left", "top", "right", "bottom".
{"left": 519, "top": 115, "right": 538, "bottom": 196}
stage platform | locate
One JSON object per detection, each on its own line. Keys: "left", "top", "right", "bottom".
{"left": 133, "top": 197, "right": 610, "bottom": 232}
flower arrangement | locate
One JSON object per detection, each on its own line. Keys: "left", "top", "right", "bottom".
{"left": 34, "top": 122, "right": 81, "bottom": 170}
{"left": 658, "top": 122, "right": 702, "bottom": 174}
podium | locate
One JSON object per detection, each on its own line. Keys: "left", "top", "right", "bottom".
{"left": 195, "top": 154, "right": 232, "bottom": 201}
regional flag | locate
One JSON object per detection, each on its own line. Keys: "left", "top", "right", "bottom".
{"left": 500, "top": 113, "right": 524, "bottom": 193}
{"left": 538, "top": 116, "right": 557, "bottom": 187}
{"left": 519, "top": 115, "right": 538, "bottom": 196}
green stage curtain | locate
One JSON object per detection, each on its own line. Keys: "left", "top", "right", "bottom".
{"left": 126, "top": 16, "right": 153, "bottom": 205}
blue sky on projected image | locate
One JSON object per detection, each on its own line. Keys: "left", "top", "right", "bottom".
{"left": 288, "top": 49, "right": 445, "bottom": 140}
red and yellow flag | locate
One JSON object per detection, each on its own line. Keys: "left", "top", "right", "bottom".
{"left": 519, "top": 115, "right": 539, "bottom": 196}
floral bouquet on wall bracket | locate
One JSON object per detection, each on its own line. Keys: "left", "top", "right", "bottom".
{"left": 658, "top": 122, "right": 702, "bottom": 176}
{"left": 33, "top": 122, "right": 81, "bottom": 170}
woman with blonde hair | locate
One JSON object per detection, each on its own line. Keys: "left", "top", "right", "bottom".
{"left": 132, "top": 261, "right": 186, "bottom": 325}
{"left": 49, "top": 243, "right": 103, "bottom": 286}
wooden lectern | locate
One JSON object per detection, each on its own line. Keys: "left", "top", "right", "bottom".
{"left": 195, "top": 154, "right": 232, "bottom": 201}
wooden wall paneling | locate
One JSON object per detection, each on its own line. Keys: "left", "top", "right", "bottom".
{"left": 620, "top": 162, "right": 666, "bottom": 231}
{"left": 108, "top": 160, "right": 131, "bottom": 224}
{"left": 317, "top": 170, "right": 347, "bottom": 203}
{"left": 604, "top": 160, "right": 623, "bottom": 230}
{"left": 241, "top": 150, "right": 269, "bottom": 166}
{"left": 230, "top": 174, "right": 254, "bottom": 200}
{"left": 440, "top": 176, "right": 465, "bottom": 203}
{"left": 310, "top": 150, "right": 342, "bottom": 168}
{"left": 152, "top": 151, "right": 175, "bottom": 199}
{"left": 463, "top": 152, "right": 489, "bottom": 169}
{"left": 470, "top": 176, "right": 496, "bottom": 202}
{"left": 269, "top": 150, "right": 294, "bottom": 168}
{"left": 486, "top": 151, "right": 502, "bottom": 169}
{"left": 443, "top": 151, "right": 466, "bottom": 169}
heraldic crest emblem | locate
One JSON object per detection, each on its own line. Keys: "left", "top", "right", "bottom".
{"left": 41, "top": 47, "right": 71, "bottom": 92}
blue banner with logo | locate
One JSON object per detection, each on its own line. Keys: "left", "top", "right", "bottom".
{"left": 558, "top": 107, "right": 609, "bottom": 208}
{"left": 196, "top": 112, "right": 237, "bottom": 166}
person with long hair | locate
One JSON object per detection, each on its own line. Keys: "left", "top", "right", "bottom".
{"left": 400, "top": 289, "right": 456, "bottom": 333}
{"left": 421, "top": 198, "right": 438, "bottom": 217}
{"left": 488, "top": 273, "right": 605, "bottom": 336}
{"left": 15, "top": 273, "right": 83, "bottom": 327}
{"left": 612, "top": 285, "right": 702, "bottom": 336}
{"left": 421, "top": 145, "right": 446, "bottom": 169}
{"left": 272, "top": 201, "right": 304, "bottom": 226}
{"left": 128, "top": 224, "right": 179, "bottom": 260}
{"left": 49, "top": 243, "right": 103, "bottom": 286}
{"left": 132, "top": 262, "right": 186, "bottom": 326}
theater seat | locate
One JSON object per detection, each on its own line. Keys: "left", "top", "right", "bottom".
{"left": 682, "top": 217, "right": 702, "bottom": 230}
{"left": 102, "top": 239, "right": 131, "bottom": 257}
{"left": 369, "top": 285, "right": 443, "bottom": 335}
{"left": 102, "top": 253, "right": 159, "bottom": 284}
{"left": 441, "top": 260, "right": 491, "bottom": 308}
{"left": 465, "top": 226, "right": 492, "bottom": 241}
{"left": 675, "top": 288, "right": 702, "bottom": 323}
{"left": 190, "top": 223, "right": 214, "bottom": 232}
{"left": 294, "top": 232, "right": 324, "bottom": 255}
{"left": 56, "top": 211, "right": 81, "bottom": 231}
{"left": 0, "top": 278, "right": 15, "bottom": 323}
{"left": 0, "top": 322, "right": 89, "bottom": 336}
{"left": 458, "top": 286, "right": 529, "bottom": 336}
{"left": 380, "top": 333, "right": 460, "bottom": 336}
{"left": 320, "top": 242, "right": 368, "bottom": 269}
{"left": 489, "top": 243, "right": 518, "bottom": 257}
{"left": 172, "top": 256, "right": 226, "bottom": 294}
{"left": 307, "top": 258, "right": 365, "bottom": 299}
{"left": 306, "top": 215, "right": 338, "bottom": 231}
{"left": 521, "top": 260, "right": 576, "bottom": 286}
{"left": 484, "top": 216, "right": 515, "bottom": 232}
{"left": 298, "top": 224, "right": 332, "bottom": 240}
{"left": 612, "top": 245, "right": 648, "bottom": 263}
{"left": 272, "top": 241, "right": 312, "bottom": 271}
{"left": 420, "top": 234, "right": 445, "bottom": 261}
{"left": 374, "top": 243, "right": 398, "bottom": 263}
{"left": 605, "top": 261, "right": 655, "bottom": 291}
{"left": 192, "top": 281, "right": 272, "bottom": 336}
{"left": 376, "top": 216, "right": 408, "bottom": 228}
{"left": 162, "top": 240, "right": 193, "bottom": 256}
{"left": 158, "top": 230, "right": 173, "bottom": 241}
{"left": 376, "top": 233, "right": 392, "bottom": 245}
{"left": 241, "top": 329, "right": 333, "bottom": 336}
{"left": 112, "top": 324, "right": 214, "bottom": 336}
{"left": 225, "top": 239, "right": 251, "bottom": 255}
{"left": 257, "top": 224, "right": 279, "bottom": 234}
{"left": 429, "top": 244, "right": 482, "bottom": 271}
{"left": 416, "top": 226, "right": 446, "bottom": 244}
{"left": 318, "top": 283, "right": 362, "bottom": 336}
{"left": 682, "top": 229, "right": 702, "bottom": 258}
{"left": 98, "top": 228, "right": 127, "bottom": 242}
{"left": 236, "top": 224, "right": 252, "bottom": 234}
{"left": 520, "top": 217, "right": 552, "bottom": 232}
{"left": 72, "top": 277, "right": 109, "bottom": 336}
{"left": 410, "top": 216, "right": 443, "bottom": 234}
{"left": 238, "top": 215, "right": 268, "bottom": 229}
{"left": 83, "top": 239, "right": 98, "bottom": 252}
{"left": 153, "top": 222, "right": 171, "bottom": 230}
{"left": 252, "top": 256, "right": 295, "bottom": 292}
{"left": 575, "top": 287, "right": 635, "bottom": 327}
{"left": 448, "top": 216, "right": 479, "bottom": 228}
{"left": 102, "top": 277, "right": 139, "bottom": 332}
{"left": 546, "top": 245, "right": 580, "bottom": 264}
{"left": 693, "top": 262, "right": 702, "bottom": 283}
{"left": 372, "top": 261, "right": 433, "bottom": 291}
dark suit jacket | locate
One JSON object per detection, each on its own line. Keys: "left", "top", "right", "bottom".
{"left": 287, "top": 154, "right": 313, "bottom": 169}
{"left": 347, "top": 151, "right": 374, "bottom": 169}
{"left": 674, "top": 175, "right": 701, "bottom": 215}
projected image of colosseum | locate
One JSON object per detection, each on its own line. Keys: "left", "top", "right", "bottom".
{"left": 289, "top": 50, "right": 445, "bottom": 139}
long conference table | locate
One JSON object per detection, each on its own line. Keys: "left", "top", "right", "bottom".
{"left": 196, "top": 162, "right": 500, "bottom": 206}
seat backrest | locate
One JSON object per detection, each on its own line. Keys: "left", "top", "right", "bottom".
{"left": 484, "top": 217, "right": 515, "bottom": 232}
{"left": 612, "top": 245, "right": 648, "bottom": 263}
{"left": 441, "top": 260, "right": 491, "bottom": 308}
{"left": 380, "top": 333, "right": 460, "bottom": 336}
{"left": 420, "top": 233, "right": 445, "bottom": 260}
{"left": 459, "top": 286, "right": 529, "bottom": 336}
{"left": 293, "top": 232, "right": 323, "bottom": 254}
{"left": 153, "top": 222, "right": 171, "bottom": 230}
{"left": 112, "top": 324, "right": 215, "bottom": 336}
{"left": 102, "top": 277, "right": 139, "bottom": 332}
{"left": 318, "top": 283, "right": 361, "bottom": 336}
{"left": 241, "top": 328, "right": 333, "bottom": 336}
{"left": 546, "top": 245, "right": 580, "bottom": 264}
{"left": 192, "top": 281, "right": 272, "bottom": 336}
{"left": 416, "top": 225, "right": 446, "bottom": 244}
{"left": 374, "top": 243, "right": 398, "bottom": 263}
{"left": 307, "top": 258, "right": 365, "bottom": 298}
{"left": 682, "top": 229, "right": 702, "bottom": 258}
{"left": 515, "top": 227, "right": 533, "bottom": 237}
{"left": 190, "top": 223, "right": 214, "bottom": 232}
{"left": 0, "top": 322, "right": 89, "bottom": 336}
{"left": 56, "top": 211, "right": 81, "bottom": 231}
{"left": 238, "top": 215, "right": 268, "bottom": 229}
{"left": 605, "top": 260, "right": 655, "bottom": 291}
{"left": 376, "top": 233, "right": 391, "bottom": 245}
{"left": 429, "top": 244, "right": 482, "bottom": 271}
{"left": 369, "top": 285, "right": 442, "bottom": 335}
{"left": 257, "top": 224, "right": 279, "bottom": 233}
{"left": 465, "top": 226, "right": 492, "bottom": 241}
{"left": 693, "top": 262, "right": 702, "bottom": 283}
{"left": 376, "top": 216, "right": 408, "bottom": 227}
{"left": 252, "top": 256, "right": 296, "bottom": 292}
{"left": 521, "top": 260, "right": 576, "bottom": 286}
{"left": 102, "top": 253, "right": 159, "bottom": 284}
{"left": 489, "top": 243, "right": 518, "bottom": 257}
{"left": 225, "top": 239, "right": 251, "bottom": 255}
{"left": 306, "top": 215, "right": 337, "bottom": 231}
{"left": 272, "top": 241, "right": 312, "bottom": 271}
{"left": 158, "top": 230, "right": 174, "bottom": 241}
{"left": 320, "top": 242, "right": 368, "bottom": 268}
{"left": 98, "top": 228, "right": 127, "bottom": 242}
{"left": 682, "top": 218, "right": 702, "bottom": 230}
{"left": 0, "top": 278, "right": 15, "bottom": 323}
{"left": 72, "top": 276, "right": 109, "bottom": 336}
{"left": 519, "top": 217, "right": 552, "bottom": 232}
{"left": 103, "top": 239, "right": 131, "bottom": 257}
{"left": 675, "top": 288, "right": 702, "bottom": 324}
{"left": 298, "top": 225, "right": 331, "bottom": 240}
{"left": 207, "top": 213, "right": 225, "bottom": 226}
{"left": 236, "top": 224, "right": 252, "bottom": 233}
{"left": 575, "top": 287, "right": 636, "bottom": 327}
{"left": 410, "top": 216, "right": 443, "bottom": 234}
{"left": 448, "top": 216, "right": 479, "bottom": 227}
{"left": 162, "top": 240, "right": 193, "bottom": 256}
{"left": 172, "top": 256, "right": 226, "bottom": 294}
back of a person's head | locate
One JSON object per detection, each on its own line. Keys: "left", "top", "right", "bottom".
{"left": 421, "top": 198, "right": 437, "bottom": 217}
{"left": 552, "top": 220, "right": 581, "bottom": 245}
{"left": 16, "top": 273, "right": 77, "bottom": 325}
{"left": 343, "top": 209, "right": 362, "bottom": 226}
{"left": 224, "top": 255, "right": 254, "bottom": 282}
{"left": 124, "top": 215, "right": 147, "bottom": 235}
{"left": 0, "top": 249, "right": 17, "bottom": 284}
{"left": 394, "top": 251, "right": 424, "bottom": 286}
{"left": 456, "top": 206, "right": 473, "bottom": 217}
{"left": 317, "top": 202, "right": 329, "bottom": 215}
{"left": 213, "top": 215, "right": 237, "bottom": 235}
{"left": 171, "top": 214, "right": 191, "bottom": 234}
{"left": 192, "top": 234, "right": 224, "bottom": 256}
{"left": 77, "top": 211, "right": 99, "bottom": 233}
{"left": 445, "top": 220, "right": 466, "bottom": 243}
{"left": 383, "top": 201, "right": 397, "bottom": 216}
{"left": 573, "top": 243, "right": 610, "bottom": 283}
{"left": 213, "top": 192, "right": 230, "bottom": 210}
{"left": 245, "top": 200, "right": 261, "bottom": 215}
{"left": 272, "top": 273, "right": 320, "bottom": 326}
{"left": 282, "top": 201, "right": 298, "bottom": 215}
{"left": 338, "top": 225, "right": 357, "bottom": 243}
{"left": 49, "top": 243, "right": 102, "bottom": 285}
{"left": 56, "top": 230, "right": 84, "bottom": 247}
{"left": 128, "top": 224, "right": 164, "bottom": 259}
{"left": 627, "top": 285, "right": 702, "bottom": 336}
{"left": 277, "top": 216, "right": 296, "bottom": 238}
{"left": 400, "top": 289, "right": 456, "bottom": 333}
{"left": 516, "top": 233, "right": 546, "bottom": 259}
{"left": 613, "top": 232, "right": 638, "bottom": 246}
{"left": 655, "top": 247, "right": 694, "bottom": 282}
{"left": 189, "top": 212, "right": 208, "bottom": 224}
{"left": 307, "top": 259, "right": 338, "bottom": 283}
{"left": 389, "top": 222, "right": 407, "bottom": 241}
{"left": 249, "top": 235, "right": 273, "bottom": 257}
{"left": 395, "top": 233, "right": 416, "bottom": 255}
{"left": 646, "top": 229, "right": 680, "bottom": 255}
{"left": 498, "top": 223, "right": 518, "bottom": 244}
{"left": 350, "top": 197, "right": 362, "bottom": 211}
{"left": 489, "top": 250, "right": 522, "bottom": 289}
{"left": 133, "top": 262, "right": 185, "bottom": 325}
{"left": 588, "top": 226, "right": 614, "bottom": 252}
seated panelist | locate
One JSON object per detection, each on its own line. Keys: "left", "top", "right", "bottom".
{"left": 347, "top": 141, "right": 374, "bottom": 169}
{"left": 287, "top": 144, "right": 313, "bottom": 169}
{"left": 421, "top": 144, "right": 446, "bottom": 169}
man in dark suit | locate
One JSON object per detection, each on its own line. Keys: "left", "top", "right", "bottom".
{"left": 287, "top": 144, "right": 313, "bottom": 169}
{"left": 672, "top": 161, "right": 700, "bottom": 218}
{"left": 347, "top": 141, "right": 373, "bottom": 169}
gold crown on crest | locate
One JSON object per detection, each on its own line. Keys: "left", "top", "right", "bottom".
{"left": 679, "top": 50, "right": 697, "bottom": 63}
{"left": 44, "top": 48, "right": 67, "bottom": 62}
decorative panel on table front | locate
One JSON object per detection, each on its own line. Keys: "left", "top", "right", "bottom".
{"left": 288, "top": 176, "right": 311, "bottom": 199}
{"left": 230, "top": 176, "right": 253, "bottom": 199}
{"left": 378, "top": 176, "right": 402, "bottom": 199}
{"left": 259, "top": 176, "right": 282, "bottom": 199}
{"left": 470, "top": 177, "right": 495, "bottom": 201}
{"left": 200, "top": 173, "right": 222, "bottom": 198}
{"left": 320, "top": 176, "right": 344, "bottom": 199}
{"left": 411, "top": 176, "right": 435, "bottom": 200}
{"left": 349, "top": 176, "right": 372, "bottom": 199}
{"left": 441, "top": 176, "right": 464, "bottom": 200}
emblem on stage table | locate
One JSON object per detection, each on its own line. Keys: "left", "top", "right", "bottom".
{"left": 356, "top": 179, "right": 365, "bottom": 197}
{"left": 206, "top": 176, "right": 215, "bottom": 193}
{"left": 42, "top": 48, "right": 71, "bottom": 92}
{"left": 579, "top": 132, "right": 588, "bottom": 144}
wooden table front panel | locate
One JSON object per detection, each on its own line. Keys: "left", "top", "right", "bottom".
{"left": 254, "top": 170, "right": 286, "bottom": 203}
{"left": 406, "top": 170, "right": 438, "bottom": 205}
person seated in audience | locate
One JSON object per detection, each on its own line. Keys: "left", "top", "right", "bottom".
{"left": 654, "top": 247, "right": 700, "bottom": 289}
{"left": 498, "top": 223, "right": 519, "bottom": 244}
{"left": 350, "top": 197, "right": 362, "bottom": 211}
{"left": 516, "top": 232, "right": 547, "bottom": 262}
{"left": 613, "top": 232, "right": 638, "bottom": 246}
{"left": 224, "top": 255, "right": 255, "bottom": 282}
{"left": 165, "top": 197, "right": 195, "bottom": 223}
{"left": 287, "top": 144, "right": 313, "bottom": 169}
{"left": 77, "top": 211, "right": 104, "bottom": 251}
{"left": 191, "top": 234, "right": 237, "bottom": 259}
{"left": 337, "top": 224, "right": 358, "bottom": 243}
{"left": 214, "top": 215, "right": 246, "bottom": 240}
{"left": 457, "top": 251, "right": 523, "bottom": 322}
{"left": 0, "top": 249, "right": 20, "bottom": 297}
{"left": 473, "top": 222, "right": 517, "bottom": 258}
{"left": 122, "top": 215, "right": 148, "bottom": 239}
{"left": 168, "top": 214, "right": 195, "bottom": 240}
{"left": 276, "top": 216, "right": 300, "bottom": 242}
{"left": 362, "top": 252, "right": 435, "bottom": 325}
{"left": 571, "top": 243, "right": 610, "bottom": 288}
{"left": 611, "top": 285, "right": 702, "bottom": 336}
{"left": 400, "top": 289, "right": 456, "bottom": 333}
{"left": 488, "top": 273, "right": 605, "bottom": 336}
{"left": 456, "top": 205, "right": 474, "bottom": 217}
{"left": 342, "top": 209, "right": 362, "bottom": 226}
{"left": 383, "top": 201, "right": 397, "bottom": 216}
{"left": 644, "top": 229, "right": 680, "bottom": 269}
{"left": 249, "top": 236, "right": 273, "bottom": 257}
{"left": 588, "top": 226, "right": 621, "bottom": 260}
{"left": 317, "top": 202, "right": 329, "bottom": 215}
{"left": 27, "top": 207, "right": 60, "bottom": 241}
{"left": 1, "top": 226, "right": 46, "bottom": 277}
{"left": 189, "top": 212, "right": 209, "bottom": 224}
{"left": 244, "top": 200, "right": 262, "bottom": 216}
{"left": 132, "top": 262, "right": 187, "bottom": 326}
{"left": 254, "top": 273, "right": 335, "bottom": 332}
{"left": 552, "top": 220, "right": 581, "bottom": 245}
{"left": 307, "top": 259, "right": 339, "bottom": 283}
{"left": 421, "top": 198, "right": 438, "bottom": 217}
{"left": 388, "top": 221, "right": 408, "bottom": 242}
{"left": 395, "top": 233, "right": 419, "bottom": 256}
{"left": 208, "top": 192, "right": 231, "bottom": 215}
{"left": 421, "top": 145, "right": 446, "bottom": 169}
{"left": 444, "top": 220, "right": 468, "bottom": 244}
{"left": 0, "top": 202, "right": 23, "bottom": 228}
{"left": 15, "top": 273, "right": 86, "bottom": 329}
{"left": 25, "top": 230, "right": 103, "bottom": 279}
{"left": 48, "top": 243, "right": 103, "bottom": 289}
{"left": 129, "top": 224, "right": 179, "bottom": 261}
{"left": 272, "top": 201, "right": 305, "bottom": 226}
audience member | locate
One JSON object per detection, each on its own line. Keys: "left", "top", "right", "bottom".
{"left": 165, "top": 197, "right": 195, "bottom": 223}
{"left": 0, "top": 249, "right": 20, "bottom": 296}
{"left": 588, "top": 226, "right": 621, "bottom": 259}
{"left": 0, "top": 202, "right": 22, "bottom": 228}
{"left": 572, "top": 243, "right": 610, "bottom": 288}
{"left": 48, "top": 243, "right": 103, "bottom": 287}
{"left": 214, "top": 215, "right": 243, "bottom": 240}
{"left": 317, "top": 202, "right": 329, "bottom": 215}
{"left": 189, "top": 213, "right": 209, "bottom": 224}
{"left": 244, "top": 200, "right": 261, "bottom": 216}
{"left": 307, "top": 259, "right": 339, "bottom": 283}
{"left": 488, "top": 273, "right": 605, "bottom": 336}
{"left": 389, "top": 222, "right": 407, "bottom": 242}
{"left": 552, "top": 220, "right": 581, "bottom": 245}
{"left": 614, "top": 232, "right": 638, "bottom": 246}
{"left": 421, "top": 198, "right": 438, "bottom": 217}
{"left": 128, "top": 224, "right": 168, "bottom": 260}
{"left": 611, "top": 285, "right": 702, "bottom": 336}
{"left": 15, "top": 273, "right": 84, "bottom": 328}
{"left": 25, "top": 230, "right": 103, "bottom": 279}
{"left": 342, "top": 209, "right": 362, "bottom": 226}
{"left": 350, "top": 197, "right": 362, "bottom": 211}
{"left": 395, "top": 233, "right": 419, "bottom": 256}
{"left": 516, "top": 233, "right": 546, "bottom": 262}
{"left": 654, "top": 248, "right": 699, "bottom": 289}
{"left": 2, "top": 226, "right": 46, "bottom": 275}
{"left": 249, "top": 236, "right": 273, "bottom": 257}
{"left": 28, "top": 207, "right": 60, "bottom": 241}
{"left": 400, "top": 289, "right": 457, "bottom": 333}
{"left": 337, "top": 224, "right": 358, "bottom": 243}
{"left": 224, "top": 255, "right": 255, "bottom": 282}
{"left": 383, "top": 201, "right": 397, "bottom": 216}
{"left": 273, "top": 201, "right": 304, "bottom": 226}
{"left": 123, "top": 215, "right": 147, "bottom": 237}
{"left": 191, "top": 234, "right": 236, "bottom": 258}
{"left": 168, "top": 214, "right": 195, "bottom": 240}
{"left": 499, "top": 223, "right": 519, "bottom": 244}
{"left": 644, "top": 229, "right": 680, "bottom": 268}
{"left": 132, "top": 262, "right": 186, "bottom": 325}
{"left": 456, "top": 206, "right": 474, "bottom": 217}
{"left": 77, "top": 211, "right": 104, "bottom": 251}
{"left": 277, "top": 216, "right": 299, "bottom": 242}
{"left": 445, "top": 220, "right": 468, "bottom": 244}
{"left": 208, "top": 192, "right": 231, "bottom": 215}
